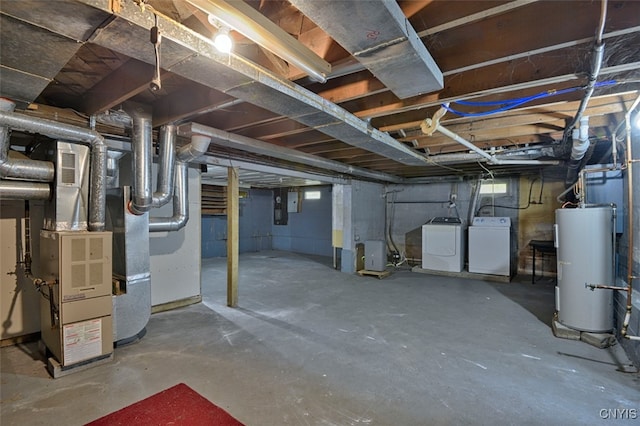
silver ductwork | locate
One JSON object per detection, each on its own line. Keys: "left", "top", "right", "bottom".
{"left": 106, "top": 150, "right": 125, "bottom": 189}
{"left": 289, "top": 0, "right": 443, "bottom": 99}
{"left": 70, "top": 0, "right": 427, "bottom": 166}
{"left": 150, "top": 130, "right": 209, "bottom": 232}
{"left": 0, "top": 180, "right": 50, "bottom": 200}
{"left": 149, "top": 162, "right": 188, "bottom": 232}
{"left": 177, "top": 122, "right": 404, "bottom": 183}
{"left": 176, "top": 134, "right": 211, "bottom": 163}
{"left": 0, "top": 108, "right": 107, "bottom": 231}
{"left": 106, "top": 186, "right": 151, "bottom": 344}
{"left": 0, "top": 98, "right": 55, "bottom": 182}
{"left": 152, "top": 125, "right": 177, "bottom": 208}
{"left": 124, "top": 103, "right": 153, "bottom": 215}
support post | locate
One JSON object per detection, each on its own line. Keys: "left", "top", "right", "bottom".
{"left": 227, "top": 167, "right": 239, "bottom": 307}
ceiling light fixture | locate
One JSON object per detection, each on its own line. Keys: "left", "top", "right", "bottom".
{"left": 187, "top": 0, "right": 331, "bottom": 83}
{"left": 213, "top": 26, "right": 233, "bottom": 53}
{"left": 208, "top": 14, "right": 233, "bottom": 54}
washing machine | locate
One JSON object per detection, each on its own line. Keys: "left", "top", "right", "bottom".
{"left": 468, "top": 216, "right": 511, "bottom": 276}
{"left": 422, "top": 217, "right": 466, "bottom": 272}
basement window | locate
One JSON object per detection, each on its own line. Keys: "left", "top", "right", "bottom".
{"left": 479, "top": 180, "right": 508, "bottom": 195}
{"left": 304, "top": 190, "right": 321, "bottom": 200}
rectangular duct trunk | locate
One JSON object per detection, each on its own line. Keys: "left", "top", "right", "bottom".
{"left": 289, "top": 0, "right": 443, "bottom": 99}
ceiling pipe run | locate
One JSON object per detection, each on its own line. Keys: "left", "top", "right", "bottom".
{"left": 0, "top": 108, "right": 107, "bottom": 232}
{"left": 177, "top": 122, "right": 404, "bottom": 183}
{"left": 421, "top": 106, "right": 560, "bottom": 166}
{"left": 0, "top": 98, "right": 55, "bottom": 182}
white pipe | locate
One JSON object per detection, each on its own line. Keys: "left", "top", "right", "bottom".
{"left": 422, "top": 116, "right": 559, "bottom": 166}
{"left": 422, "top": 118, "right": 494, "bottom": 162}
{"left": 570, "top": 116, "right": 590, "bottom": 161}
{"left": 492, "top": 159, "right": 560, "bottom": 166}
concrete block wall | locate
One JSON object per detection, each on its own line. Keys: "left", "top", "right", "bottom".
{"left": 201, "top": 188, "right": 273, "bottom": 257}
{"left": 339, "top": 181, "right": 385, "bottom": 273}
{"left": 386, "top": 178, "right": 520, "bottom": 269}
{"left": 271, "top": 186, "right": 332, "bottom": 257}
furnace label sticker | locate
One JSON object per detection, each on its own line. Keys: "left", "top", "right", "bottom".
{"left": 63, "top": 318, "right": 102, "bottom": 365}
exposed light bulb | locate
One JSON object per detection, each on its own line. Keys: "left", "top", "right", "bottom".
{"left": 214, "top": 28, "right": 233, "bottom": 53}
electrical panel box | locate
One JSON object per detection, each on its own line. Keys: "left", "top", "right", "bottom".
{"left": 364, "top": 240, "right": 386, "bottom": 272}
{"left": 39, "top": 231, "right": 113, "bottom": 368}
{"left": 287, "top": 191, "right": 299, "bottom": 213}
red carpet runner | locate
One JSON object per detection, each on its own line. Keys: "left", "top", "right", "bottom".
{"left": 86, "top": 383, "right": 244, "bottom": 425}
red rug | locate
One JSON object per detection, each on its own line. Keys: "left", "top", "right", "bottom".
{"left": 85, "top": 383, "right": 244, "bottom": 426}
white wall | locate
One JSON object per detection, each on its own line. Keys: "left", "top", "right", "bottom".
{"left": 149, "top": 165, "right": 201, "bottom": 307}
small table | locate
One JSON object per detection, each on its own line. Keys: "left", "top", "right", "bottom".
{"left": 529, "top": 240, "right": 556, "bottom": 284}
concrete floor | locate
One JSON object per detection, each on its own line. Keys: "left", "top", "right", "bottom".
{"left": 1, "top": 251, "right": 639, "bottom": 425}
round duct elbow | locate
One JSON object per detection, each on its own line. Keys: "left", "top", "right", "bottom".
{"left": 177, "top": 134, "right": 211, "bottom": 162}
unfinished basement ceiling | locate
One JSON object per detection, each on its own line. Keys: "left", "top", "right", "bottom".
{"left": 1, "top": 0, "right": 639, "bottom": 181}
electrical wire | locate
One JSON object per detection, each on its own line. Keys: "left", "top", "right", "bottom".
{"left": 443, "top": 80, "right": 616, "bottom": 117}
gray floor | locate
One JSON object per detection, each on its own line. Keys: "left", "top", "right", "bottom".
{"left": 1, "top": 251, "right": 639, "bottom": 425}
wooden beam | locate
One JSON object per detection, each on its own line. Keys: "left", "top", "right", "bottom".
{"left": 227, "top": 167, "right": 239, "bottom": 307}
{"left": 416, "top": 115, "right": 613, "bottom": 149}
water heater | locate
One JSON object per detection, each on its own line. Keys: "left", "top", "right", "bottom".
{"left": 554, "top": 207, "right": 614, "bottom": 332}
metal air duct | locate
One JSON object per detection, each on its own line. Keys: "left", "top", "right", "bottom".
{"left": 0, "top": 180, "right": 50, "bottom": 200}
{"left": 123, "top": 103, "right": 153, "bottom": 215}
{"left": 0, "top": 98, "right": 55, "bottom": 182}
{"left": 152, "top": 124, "right": 176, "bottom": 208}
{"left": 177, "top": 122, "right": 404, "bottom": 183}
{"left": 149, "top": 162, "right": 188, "bottom": 232}
{"left": 289, "top": 0, "right": 443, "bottom": 99}
{"left": 0, "top": 109, "right": 107, "bottom": 232}
{"left": 72, "top": 0, "right": 427, "bottom": 166}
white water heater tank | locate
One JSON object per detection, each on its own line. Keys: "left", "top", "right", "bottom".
{"left": 554, "top": 206, "right": 614, "bottom": 332}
